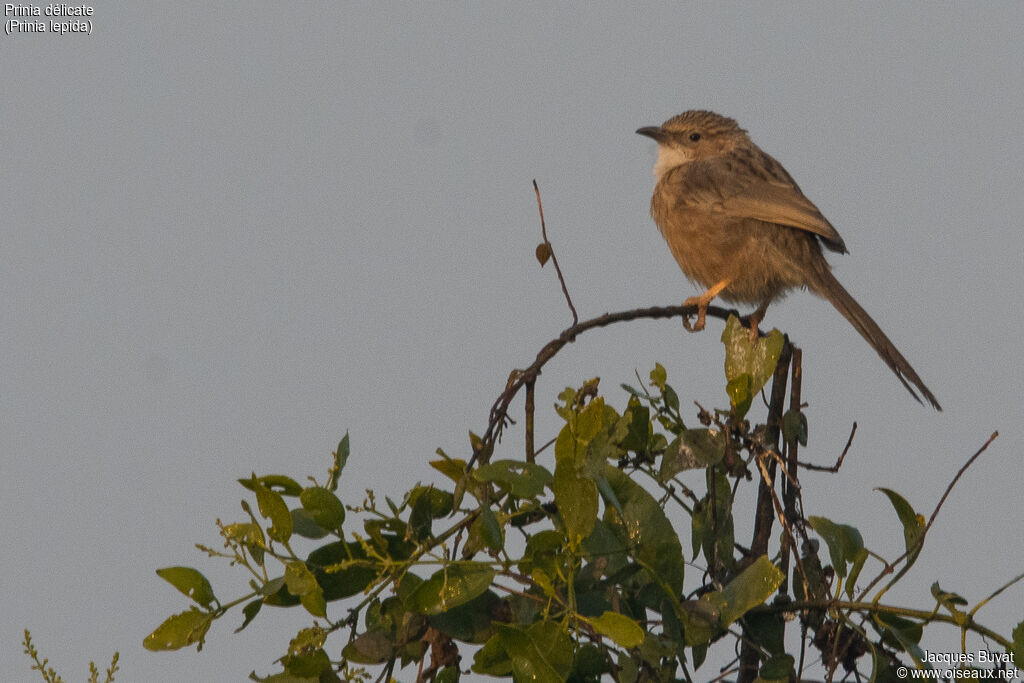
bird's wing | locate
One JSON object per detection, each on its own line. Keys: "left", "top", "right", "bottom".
{"left": 686, "top": 156, "right": 848, "bottom": 254}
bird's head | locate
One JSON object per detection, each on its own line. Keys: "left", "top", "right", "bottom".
{"left": 637, "top": 110, "right": 748, "bottom": 179}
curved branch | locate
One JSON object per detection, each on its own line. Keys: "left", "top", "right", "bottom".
{"left": 469, "top": 303, "right": 743, "bottom": 467}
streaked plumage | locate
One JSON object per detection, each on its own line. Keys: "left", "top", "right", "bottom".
{"left": 638, "top": 110, "right": 940, "bottom": 410}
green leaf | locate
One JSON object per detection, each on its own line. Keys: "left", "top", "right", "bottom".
{"left": 649, "top": 363, "right": 667, "bottom": 391}
{"left": 299, "top": 486, "right": 345, "bottom": 532}
{"left": 575, "top": 397, "right": 605, "bottom": 444}
{"left": 430, "top": 452, "right": 467, "bottom": 484}
{"left": 406, "top": 563, "right": 496, "bottom": 615}
{"left": 692, "top": 468, "right": 735, "bottom": 574}
{"left": 363, "top": 518, "right": 415, "bottom": 558}
{"left": 554, "top": 422, "right": 577, "bottom": 465}
{"left": 930, "top": 582, "right": 968, "bottom": 624}
{"left": 468, "top": 430, "right": 483, "bottom": 457}
{"left": 408, "top": 485, "right": 455, "bottom": 518}
{"left": 282, "top": 648, "right": 330, "bottom": 678}
{"left": 588, "top": 611, "right": 644, "bottom": 648}
{"left": 290, "top": 508, "right": 329, "bottom": 539}
{"left": 662, "top": 383, "right": 680, "bottom": 413}
{"left": 930, "top": 582, "right": 967, "bottom": 607}
{"left": 473, "top": 633, "right": 513, "bottom": 675}
{"left": 408, "top": 487, "right": 434, "bottom": 542}
{"left": 261, "top": 575, "right": 287, "bottom": 597}
{"left": 875, "top": 612, "right": 924, "bottom": 664}
{"left": 306, "top": 541, "right": 378, "bottom": 601}
{"left": 721, "top": 315, "right": 784, "bottom": 415}
{"left": 781, "top": 408, "right": 808, "bottom": 446}
{"left": 235, "top": 598, "right": 263, "bottom": 633}
{"left": 659, "top": 428, "right": 726, "bottom": 481}
{"left": 434, "top": 665, "right": 459, "bottom": 683}
{"left": 877, "top": 488, "right": 925, "bottom": 565}
{"left": 619, "top": 399, "right": 651, "bottom": 452}
{"left": 250, "top": 474, "right": 293, "bottom": 543}
{"left": 846, "top": 547, "right": 868, "bottom": 600}
{"left": 808, "top": 516, "right": 865, "bottom": 579}
{"left": 474, "top": 460, "right": 553, "bottom": 499}
{"left": 495, "top": 622, "right": 573, "bottom": 683}
{"left": 636, "top": 631, "right": 675, "bottom": 666}
{"left": 288, "top": 625, "right": 326, "bottom": 654}
{"left": 743, "top": 610, "right": 785, "bottom": 656}
{"left": 285, "top": 561, "right": 327, "bottom": 618}
{"left": 284, "top": 561, "right": 318, "bottom": 595}
{"left": 726, "top": 375, "right": 753, "bottom": 417}
{"left": 327, "top": 433, "right": 349, "bottom": 491}
{"left": 301, "top": 592, "right": 328, "bottom": 619}
{"left": 155, "top": 567, "right": 217, "bottom": 607}
{"left": 261, "top": 576, "right": 300, "bottom": 607}
{"left": 716, "top": 555, "right": 784, "bottom": 625}
{"left": 224, "top": 521, "right": 265, "bottom": 564}
{"left": 1011, "top": 622, "right": 1024, "bottom": 673}
{"left": 239, "top": 474, "right": 303, "bottom": 497}
{"left": 581, "top": 519, "right": 630, "bottom": 579}
{"left": 617, "top": 650, "right": 640, "bottom": 683}
{"left": 722, "top": 316, "right": 784, "bottom": 388}
{"left": 518, "top": 529, "right": 565, "bottom": 578}
{"left": 552, "top": 457, "right": 598, "bottom": 542}
{"left": 690, "top": 641, "right": 708, "bottom": 671}
{"left": 428, "top": 590, "right": 502, "bottom": 644}
{"left": 343, "top": 629, "right": 394, "bottom": 664}
{"left": 248, "top": 673, "right": 319, "bottom": 683}
{"left": 476, "top": 505, "right": 503, "bottom": 551}
{"left": 602, "top": 466, "right": 684, "bottom": 595}
{"left": 282, "top": 626, "right": 330, "bottom": 677}
{"left": 682, "top": 597, "right": 720, "bottom": 646}
{"left": 143, "top": 607, "right": 213, "bottom": 651}
{"left": 572, "top": 643, "right": 611, "bottom": 678}
{"left": 759, "top": 653, "right": 795, "bottom": 681}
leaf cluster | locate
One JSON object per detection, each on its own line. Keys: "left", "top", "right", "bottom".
{"left": 139, "top": 318, "right": 1023, "bottom": 682}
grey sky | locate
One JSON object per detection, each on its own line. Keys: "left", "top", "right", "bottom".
{"left": 2, "top": 3, "right": 1021, "bottom": 681}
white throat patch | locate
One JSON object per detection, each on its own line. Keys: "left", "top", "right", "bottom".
{"left": 652, "top": 145, "right": 693, "bottom": 181}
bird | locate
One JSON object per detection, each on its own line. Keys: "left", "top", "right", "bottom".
{"left": 637, "top": 110, "right": 940, "bottom": 410}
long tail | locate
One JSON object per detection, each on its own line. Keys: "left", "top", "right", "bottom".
{"left": 808, "top": 267, "right": 941, "bottom": 411}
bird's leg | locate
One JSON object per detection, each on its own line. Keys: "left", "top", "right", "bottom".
{"left": 746, "top": 299, "right": 772, "bottom": 342}
{"left": 682, "top": 279, "right": 731, "bottom": 332}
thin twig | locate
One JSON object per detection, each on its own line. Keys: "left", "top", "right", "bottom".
{"left": 969, "top": 569, "right": 1024, "bottom": 619}
{"left": 781, "top": 347, "right": 802, "bottom": 596}
{"left": 857, "top": 431, "right": 1000, "bottom": 604}
{"left": 740, "top": 337, "right": 792, "bottom": 683}
{"left": 923, "top": 431, "right": 998, "bottom": 533}
{"left": 533, "top": 180, "right": 578, "bottom": 325}
{"left": 800, "top": 422, "right": 857, "bottom": 472}
{"left": 525, "top": 379, "right": 536, "bottom": 463}
{"left": 747, "top": 338, "right": 792, "bottom": 559}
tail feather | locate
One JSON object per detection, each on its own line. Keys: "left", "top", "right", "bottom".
{"left": 809, "top": 267, "right": 941, "bottom": 411}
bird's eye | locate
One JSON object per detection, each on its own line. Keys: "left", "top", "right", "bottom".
{"left": 689, "top": 132, "right": 702, "bottom": 142}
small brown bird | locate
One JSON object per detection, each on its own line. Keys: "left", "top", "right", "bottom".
{"left": 637, "top": 110, "right": 940, "bottom": 410}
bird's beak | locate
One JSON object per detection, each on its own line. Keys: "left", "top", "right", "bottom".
{"left": 636, "top": 126, "right": 666, "bottom": 142}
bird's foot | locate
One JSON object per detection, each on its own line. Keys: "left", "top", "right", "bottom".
{"left": 745, "top": 302, "right": 770, "bottom": 344}
{"left": 681, "top": 279, "right": 732, "bottom": 332}
{"left": 682, "top": 295, "right": 710, "bottom": 332}
{"left": 745, "top": 315, "right": 762, "bottom": 344}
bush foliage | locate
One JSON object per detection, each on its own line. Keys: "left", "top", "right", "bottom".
{"left": 138, "top": 315, "right": 1022, "bottom": 682}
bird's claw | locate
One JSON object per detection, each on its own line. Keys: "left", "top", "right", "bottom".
{"left": 682, "top": 296, "right": 708, "bottom": 332}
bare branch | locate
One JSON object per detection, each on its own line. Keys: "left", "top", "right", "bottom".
{"left": 799, "top": 422, "right": 857, "bottom": 472}
{"left": 468, "top": 303, "right": 740, "bottom": 467}
{"left": 533, "top": 180, "right": 578, "bottom": 325}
